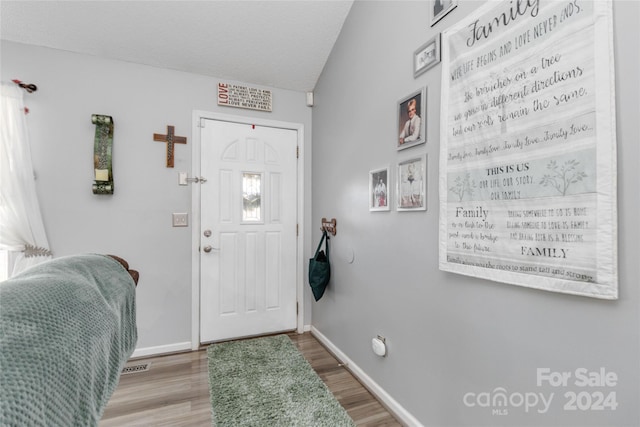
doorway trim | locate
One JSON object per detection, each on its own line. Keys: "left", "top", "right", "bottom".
{"left": 190, "top": 110, "right": 305, "bottom": 350}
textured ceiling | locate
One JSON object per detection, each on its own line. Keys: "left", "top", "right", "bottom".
{"left": 0, "top": 1, "right": 354, "bottom": 92}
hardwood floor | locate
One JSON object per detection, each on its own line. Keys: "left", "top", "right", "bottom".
{"left": 100, "top": 332, "right": 402, "bottom": 427}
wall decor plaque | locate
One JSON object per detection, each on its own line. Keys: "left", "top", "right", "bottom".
{"left": 92, "top": 114, "right": 114, "bottom": 195}
{"left": 438, "top": 0, "right": 617, "bottom": 299}
{"left": 217, "top": 82, "right": 272, "bottom": 112}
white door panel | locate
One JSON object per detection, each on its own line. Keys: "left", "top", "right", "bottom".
{"left": 200, "top": 119, "right": 297, "bottom": 343}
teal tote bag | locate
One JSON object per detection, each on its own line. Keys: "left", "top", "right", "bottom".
{"left": 308, "top": 230, "right": 330, "bottom": 301}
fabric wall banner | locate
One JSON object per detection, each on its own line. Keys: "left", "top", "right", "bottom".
{"left": 92, "top": 114, "right": 114, "bottom": 195}
{"left": 438, "top": 0, "right": 617, "bottom": 299}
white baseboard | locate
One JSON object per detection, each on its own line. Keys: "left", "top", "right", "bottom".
{"left": 303, "top": 324, "right": 312, "bottom": 332}
{"left": 310, "top": 326, "right": 422, "bottom": 427}
{"left": 130, "top": 341, "right": 192, "bottom": 359}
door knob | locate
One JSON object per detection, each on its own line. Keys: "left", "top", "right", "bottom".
{"left": 184, "top": 176, "right": 207, "bottom": 184}
{"left": 203, "top": 245, "right": 212, "bottom": 253}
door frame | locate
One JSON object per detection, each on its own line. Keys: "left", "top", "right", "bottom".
{"left": 190, "top": 110, "right": 305, "bottom": 349}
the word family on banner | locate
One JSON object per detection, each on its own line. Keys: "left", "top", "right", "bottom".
{"left": 217, "top": 82, "right": 272, "bottom": 112}
{"left": 438, "top": 0, "right": 617, "bottom": 299}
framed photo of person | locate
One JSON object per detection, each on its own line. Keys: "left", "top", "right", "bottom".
{"left": 397, "top": 155, "right": 427, "bottom": 211}
{"left": 430, "top": 0, "right": 457, "bottom": 27}
{"left": 369, "top": 166, "right": 390, "bottom": 211}
{"left": 414, "top": 34, "right": 441, "bottom": 78}
{"left": 397, "top": 88, "right": 427, "bottom": 151}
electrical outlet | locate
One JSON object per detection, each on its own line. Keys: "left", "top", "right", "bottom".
{"left": 172, "top": 213, "right": 188, "bottom": 227}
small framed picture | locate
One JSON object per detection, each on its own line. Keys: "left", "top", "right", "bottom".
{"left": 414, "top": 34, "right": 441, "bottom": 78}
{"left": 397, "top": 88, "right": 427, "bottom": 151}
{"left": 397, "top": 155, "right": 427, "bottom": 211}
{"left": 430, "top": 0, "right": 457, "bottom": 26}
{"left": 369, "top": 167, "right": 390, "bottom": 211}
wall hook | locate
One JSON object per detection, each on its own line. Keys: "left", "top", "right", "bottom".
{"left": 12, "top": 79, "right": 37, "bottom": 93}
{"left": 321, "top": 218, "right": 337, "bottom": 236}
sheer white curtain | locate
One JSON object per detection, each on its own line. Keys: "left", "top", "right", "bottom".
{"left": 0, "top": 82, "right": 52, "bottom": 276}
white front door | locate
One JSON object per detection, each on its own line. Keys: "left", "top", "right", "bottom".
{"left": 199, "top": 119, "right": 298, "bottom": 343}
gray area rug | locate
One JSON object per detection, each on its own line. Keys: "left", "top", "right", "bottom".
{"left": 207, "top": 334, "right": 355, "bottom": 426}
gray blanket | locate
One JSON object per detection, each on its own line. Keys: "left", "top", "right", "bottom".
{"left": 0, "top": 254, "right": 137, "bottom": 426}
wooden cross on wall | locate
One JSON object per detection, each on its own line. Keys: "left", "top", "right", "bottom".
{"left": 153, "top": 125, "right": 187, "bottom": 168}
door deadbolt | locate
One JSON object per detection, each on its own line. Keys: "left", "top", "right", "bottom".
{"left": 203, "top": 229, "right": 212, "bottom": 237}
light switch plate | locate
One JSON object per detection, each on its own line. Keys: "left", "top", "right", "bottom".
{"left": 172, "top": 213, "right": 188, "bottom": 227}
{"left": 178, "top": 172, "right": 188, "bottom": 186}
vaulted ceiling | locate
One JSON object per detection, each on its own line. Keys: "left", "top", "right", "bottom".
{"left": 0, "top": 1, "right": 354, "bottom": 92}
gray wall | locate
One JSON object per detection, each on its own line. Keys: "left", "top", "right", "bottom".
{"left": 0, "top": 41, "right": 314, "bottom": 351}
{"left": 311, "top": 1, "right": 639, "bottom": 426}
